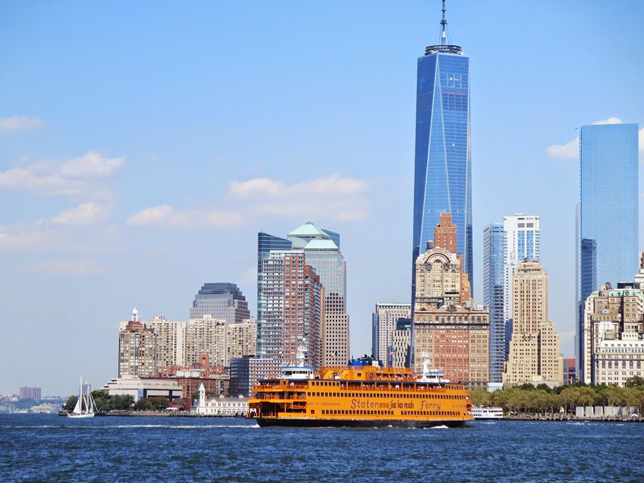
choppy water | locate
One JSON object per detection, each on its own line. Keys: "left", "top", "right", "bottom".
{"left": 1, "top": 414, "right": 643, "bottom": 481}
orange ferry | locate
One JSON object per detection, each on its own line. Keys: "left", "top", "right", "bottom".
{"left": 248, "top": 357, "right": 473, "bottom": 428}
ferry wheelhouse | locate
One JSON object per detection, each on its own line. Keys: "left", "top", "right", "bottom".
{"left": 248, "top": 358, "right": 473, "bottom": 428}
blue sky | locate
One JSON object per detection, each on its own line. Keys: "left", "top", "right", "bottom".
{"left": 1, "top": 1, "right": 643, "bottom": 395}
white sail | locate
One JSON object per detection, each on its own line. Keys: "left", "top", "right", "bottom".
{"left": 68, "top": 376, "right": 95, "bottom": 418}
{"left": 72, "top": 397, "right": 82, "bottom": 414}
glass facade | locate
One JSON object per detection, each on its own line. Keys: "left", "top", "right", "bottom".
{"left": 189, "top": 283, "right": 250, "bottom": 323}
{"left": 576, "top": 123, "right": 639, "bottom": 374}
{"left": 483, "top": 223, "right": 505, "bottom": 384}
{"left": 412, "top": 48, "right": 472, "bottom": 296}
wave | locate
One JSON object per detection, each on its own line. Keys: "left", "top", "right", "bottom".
{"left": 1, "top": 425, "right": 62, "bottom": 429}
{"left": 114, "top": 424, "right": 259, "bottom": 429}
{"left": 430, "top": 425, "right": 449, "bottom": 429}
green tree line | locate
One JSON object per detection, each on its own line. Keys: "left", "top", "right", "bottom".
{"left": 133, "top": 397, "right": 169, "bottom": 411}
{"left": 64, "top": 390, "right": 134, "bottom": 412}
{"left": 471, "top": 377, "right": 644, "bottom": 414}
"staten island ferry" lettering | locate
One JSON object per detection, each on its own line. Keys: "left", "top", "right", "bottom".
{"left": 350, "top": 399, "right": 442, "bottom": 411}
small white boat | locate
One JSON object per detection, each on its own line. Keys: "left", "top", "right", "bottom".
{"left": 68, "top": 377, "right": 95, "bottom": 419}
{"left": 472, "top": 406, "right": 504, "bottom": 420}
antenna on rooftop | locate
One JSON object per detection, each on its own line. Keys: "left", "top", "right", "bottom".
{"left": 425, "top": 0, "right": 461, "bottom": 55}
{"left": 440, "top": 0, "right": 447, "bottom": 45}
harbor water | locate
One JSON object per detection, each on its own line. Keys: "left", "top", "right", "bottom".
{"left": 1, "top": 414, "right": 643, "bottom": 481}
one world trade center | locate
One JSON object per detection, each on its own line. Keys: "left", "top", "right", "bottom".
{"left": 412, "top": 0, "right": 472, "bottom": 296}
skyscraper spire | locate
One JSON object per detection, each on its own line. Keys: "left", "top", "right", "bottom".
{"left": 425, "top": 0, "right": 461, "bottom": 55}
{"left": 440, "top": 0, "right": 447, "bottom": 45}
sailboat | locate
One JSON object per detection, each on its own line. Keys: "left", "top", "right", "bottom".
{"left": 67, "top": 377, "right": 95, "bottom": 418}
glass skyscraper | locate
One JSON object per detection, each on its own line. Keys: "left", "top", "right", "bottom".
{"left": 483, "top": 224, "right": 505, "bottom": 385}
{"left": 576, "top": 122, "right": 639, "bottom": 375}
{"left": 412, "top": 7, "right": 472, "bottom": 298}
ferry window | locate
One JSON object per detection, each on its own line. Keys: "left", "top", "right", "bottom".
{"left": 311, "top": 410, "right": 315, "bottom": 414}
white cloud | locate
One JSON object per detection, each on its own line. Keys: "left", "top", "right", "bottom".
{"left": 546, "top": 138, "right": 579, "bottom": 159}
{"left": 0, "top": 116, "right": 45, "bottom": 131}
{"left": 0, "top": 221, "right": 123, "bottom": 254}
{"left": 0, "top": 151, "right": 124, "bottom": 200}
{"left": 20, "top": 258, "right": 108, "bottom": 276}
{"left": 229, "top": 174, "right": 370, "bottom": 198}
{"left": 229, "top": 174, "right": 372, "bottom": 221}
{"left": 593, "top": 117, "right": 622, "bottom": 125}
{"left": 60, "top": 152, "right": 124, "bottom": 178}
{"left": 51, "top": 202, "right": 110, "bottom": 225}
{"left": 127, "top": 174, "right": 374, "bottom": 229}
{"left": 546, "top": 117, "right": 644, "bottom": 160}
{"left": 126, "top": 205, "right": 173, "bottom": 226}
{"left": 126, "top": 205, "right": 243, "bottom": 228}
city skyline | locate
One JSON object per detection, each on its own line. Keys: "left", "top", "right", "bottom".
{"left": 1, "top": 1, "right": 644, "bottom": 395}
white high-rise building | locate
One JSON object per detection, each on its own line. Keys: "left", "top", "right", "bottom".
{"left": 503, "top": 214, "right": 540, "bottom": 264}
{"left": 372, "top": 303, "right": 412, "bottom": 365}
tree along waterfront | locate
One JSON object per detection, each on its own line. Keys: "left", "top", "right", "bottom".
{"left": 64, "top": 390, "right": 134, "bottom": 412}
{"left": 471, "top": 377, "right": 644, "bottom": 415}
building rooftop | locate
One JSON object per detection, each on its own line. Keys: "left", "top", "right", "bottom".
{"left": 287, "top": 221, "right": 331, "bottom": 239}
{"left": 304, "top": 239, "right": 338, "bottom": 251}
{"left": 196, "top": 283, "right": 246, "bottom": 300}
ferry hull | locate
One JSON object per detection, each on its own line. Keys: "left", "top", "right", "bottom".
{"left": 255, "top": 417, "right": 470, "bottom": 428}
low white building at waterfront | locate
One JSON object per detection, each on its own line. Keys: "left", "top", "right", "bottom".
{"left": 102, "top": 378, "right": 182, "bottom": 402}
{"left": 195, "top": 384, "right": 248, "bottom": 416}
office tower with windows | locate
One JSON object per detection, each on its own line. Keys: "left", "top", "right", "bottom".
{"left": 412, "top": 1, "right": 472, "bottom": 300}
{"left": 483, "top": 223, "right": 505, "bottom": 385}
{"left": 118, "top": 308, "right": 158, "bottom": 378}
{"left": 372, "top": 303, "right": 412, "bottom": 365}
{"left": 259, "top": 250, "right": 322, "bottom": 366}
{"left": 583, "top": 280, "right": 644, "bottom": 386}
{"left": 258, "top": 222, "right": 349, "bottom": 367}
{"left": 413, "top": 240, "right": 489, "bottom": 388}
{"left": 189, "top": 283, "right": 250, "bottom": 323}
{"left": 257, "top": 232, "right": 293, "bottom": 327}
{"left": 145, "top": 316, "right": 188, "bottom": 369}
{"left": 576, "top": 123, "right": 639, "bottom": 378}
{"left": 503, "top": 214, "right": 540, "bottom": 263}
{"left": 503, "top": 262, "right": 563, "bottom": 388}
